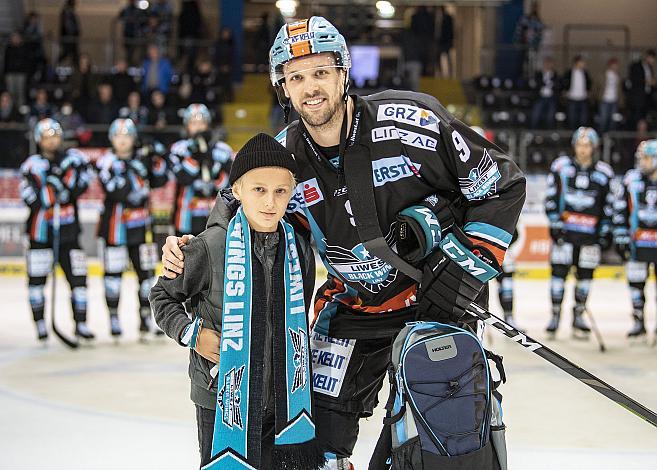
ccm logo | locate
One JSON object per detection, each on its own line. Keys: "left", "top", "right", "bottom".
{"left": 442, "top": 239, "right": 488, "bottom": 278}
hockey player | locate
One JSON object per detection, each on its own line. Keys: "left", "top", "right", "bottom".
{"left": 545, "top": 127, "right": 614, "bottom": 338}
{"left": 168, "top": 103, "right": 233, "bottom": 236}
{"left": 20, "top": 118, "right": 94, "bottom": 341}
{"left": 161, "top": 17, "right": 525, "bottom": 468}
{"left": 471, "top": 126, "right": 522, "bottom": 329}
{"left": 613, "top": 139, "right": 657, "bottom": 340}
{"left": 497, "top": 229, "right": 522, "bottom": 328}
{"left": 96, "top": 118, "right": 169, "bottom": 338}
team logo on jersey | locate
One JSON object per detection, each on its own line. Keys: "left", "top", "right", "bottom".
{"left": 458, "top": 149, "right": 501, "bottom": 200}
{"left": 376, "top": 104, "right": 440, "bottom": 134}
{"left": 289, "top": 328, "right": 309, "bottom": 393}
{"left": 638, "top": 189, "right": 657, "bottom": 226}
{"left": 371, "top": 126, "right": 438, "bottom": 151}
{"left": 325, "top": 226, "right": 398, "bottom": 293}
{"left": 371, "top": 155, "right": 422, "bottom": 188}
{"left": 218, "top": 365, "right": 245, "bottom": 430}
{"left": 575, "top": 174, "right": 589, "bottom": 189}
{"left": 287, "top": 178, "right": 324, "bottom": 214}
{"left": 564, "top": 189, "right": 596, "bottom": 211}
{"left": 638, "top": 207, "right": 657, "bottom": 225}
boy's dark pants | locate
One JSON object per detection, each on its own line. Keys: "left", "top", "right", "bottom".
{"left": 196, "top": 405, "right": 275, "bottom": 469}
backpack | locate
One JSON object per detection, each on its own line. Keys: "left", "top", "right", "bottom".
{"left": 373, "top": 321, "right": 507, "bottom": 470}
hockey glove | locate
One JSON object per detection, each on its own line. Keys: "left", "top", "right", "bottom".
{"left": 189, "top": 132, "right": 213, "bottom": 162}
{"left": 549, "top": 221, "right": 565, "bottom": 244}
{"left": 45, "top": 175, "right": 70, "bottom": 204}
{"left": 417, "top": 227, "right": 501, "bottom": 324}
{"left": 395, "top": 195, "right": 459, "bottom": 265}
{"left": 127, "top": 159, "right": 148, "bottom": 178}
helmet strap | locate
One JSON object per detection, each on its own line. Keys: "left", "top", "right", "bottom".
{"left": 274, "top": 85, "right": 292, "bottom": 123}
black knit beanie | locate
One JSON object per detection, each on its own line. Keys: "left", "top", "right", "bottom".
{"left": 229, "top": 133, "right": 298, "bottom": 185}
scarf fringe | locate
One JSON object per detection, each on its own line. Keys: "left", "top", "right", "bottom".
{"left": 272, "top": 438, "right": 327, "bottom": 470}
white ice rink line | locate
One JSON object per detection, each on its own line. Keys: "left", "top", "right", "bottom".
{"left": 0, "top": 275, "right": 656, "bottom": 469}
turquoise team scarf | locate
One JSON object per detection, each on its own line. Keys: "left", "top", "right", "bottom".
{"left": 203, "top": 206, "right": 324, "bottom": 470}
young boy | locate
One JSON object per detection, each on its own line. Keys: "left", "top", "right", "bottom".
{"left": 20, "top": 118, "right": 94, "bottom": 341}
{"left": 167, "top": 103, "right": 233, "bottom": 237}
{"left": 96, "top": 118, "right": 168, "bottom": 339}
{"left": 150, "top": 133, "right": 325, "bottom": 470}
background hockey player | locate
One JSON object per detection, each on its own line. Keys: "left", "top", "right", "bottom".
{"left": 96, "top": 118, "right": 168, "bottom": 339}
{"left": 545, "top": 127, "right": 614, "bottom": 338}
{"left": 161, "top": 17, "right": 525, "bottom": 469}
{"left": 168, "top": 103, "right": 233, "bottom": 236}
{"left": 20, "top": 118, "right": 94, "bottom": 341}
{"left": 471, "top": 126, "right": 522, "bottom": 330}
{"left": 613, "top": 139, "right": 657, "bottom": 340}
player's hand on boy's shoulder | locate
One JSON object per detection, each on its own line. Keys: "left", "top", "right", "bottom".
{"left": 194, "top": 327, "right": 221, "bottom": 364}
{"left": 161, "top": 234, "right": 193, "bottom": 278}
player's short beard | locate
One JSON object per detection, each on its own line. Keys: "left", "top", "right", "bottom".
{"left": 297, "top": 93, "right": 345, "bottom": 132}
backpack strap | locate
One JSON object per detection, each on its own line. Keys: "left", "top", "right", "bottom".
{"left": 485, "top": 349, "right": 507, "bottom": 391}
{"left": 343, "top": 141, "right": 423, "bottom": 283}
{"left": 369, "top": 364, "right": 397, "bottom": 470}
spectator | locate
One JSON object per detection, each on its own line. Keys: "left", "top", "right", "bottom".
{"left": 598, "top": 57, "right": 621, "bottom": 133}
{"left": 87, "top": 82, "right": 118, "bottom": 124}
{"left": 0, "top": 91, "right": 21, "bottom": 123}
{"left": 111, "top": 59, "right": 138, "bottom": 104}
{"left": 29, "top": 88, "right": 56, "bottom": 123}
{"left": 437, "top": 4, "right": 455, "bottom": 79}
{"left": 530, "top": 56, "right": 559, "bottom": 129}
{"left": 254, "top": 12, "right": 271, "bottom": 72}
{"left": 70, "top": 53, "right": 100, "bottom": 120}
{"left": 54, "top": 100, "right": 90, "bottom": 145}
{"left": 118, "top": 0, "right": 145, "bottom": 66}
{"left": 58, "top": 0, "right": 80, "bottom": 65}
{"left": 177, "top": 0, "right": 203, "bottom": 72}
{"left": 118, "top": 90, "right": 149, "bottom": 126}
{"left": 513, "top": 0, "right": 544, "bottom": 79}
{"left": 147, "top": 89, "right": 175, "bottom": 128}
{"left": 3, "top": 32, "right": 30, "bottom": 108}
{"left": 148, "top": 0, "right": 173, "bottom": 41}
{"left": 401, "top": 9, "right": 422, "bottom": 91}
{"left": 22, "top": 12, "right": 43, "bottom": 47}
{"left": 626, "top": 49, "right": 656, "bottom": 129}
{"left": 141, "top": 44, "right": 174, "bottom": 95}
{"left": 189, "top": 57, "right": 218, "bottom": 104}
{"left": 410, "top": 6, "right": 435, "bottom": 76}
{"left": 563, "top": 55, "right": 592, "bottom": 129}
{"left": 213, "top": 27, "right": 234, "bottom": 101}
{"left": 22, "top": 12, "right": 46, "bottom": 81}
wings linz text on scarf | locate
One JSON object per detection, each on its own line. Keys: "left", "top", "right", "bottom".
{"left": 222, "top": 233, "right": 247, "bottom": 352}
{"left": 286, "top": 231, "right": 306, "bottom": 315}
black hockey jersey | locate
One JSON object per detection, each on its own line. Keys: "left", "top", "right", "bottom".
{"left": 613, "top": 169, "right": 657, "bottom": 261}
{"left": 545, "top": 156, "right": 614, "bottom": 246}
{"left": 168, "top": 135, "right": 233, "bottom": 235}
{"left": 96, "top": 149, "right": 168, "bottom": 246}
{"left": 276, "top": 91, "right": 526, "bottom": 336}
{"left": 20, "top": 149, "right": 92, "bottom": 244}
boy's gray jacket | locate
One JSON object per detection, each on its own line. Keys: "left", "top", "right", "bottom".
{"left": 149, "top": 194, "right": 316, "bottom": 409}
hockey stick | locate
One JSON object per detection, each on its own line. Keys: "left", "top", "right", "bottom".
{"left": 584, "top": 308, "right": 607, "bottom": 352}
{"left": 467, "top": 302, "right": 657, "bottom": 428}
{"left": 51, "top": 203, "right": 78, "bottom": 349}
